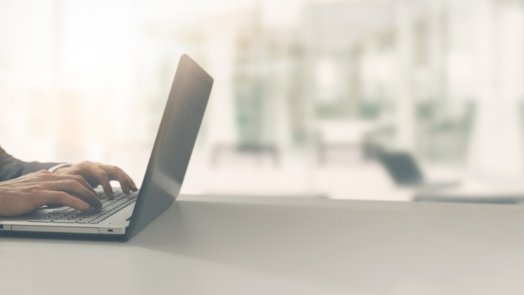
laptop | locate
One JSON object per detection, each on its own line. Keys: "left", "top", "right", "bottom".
{"left": 0, "top": 54, "right": 213, "bottom": 241}
{"left": 378, "top": 151, "right": 460, "bottom": 190}
{"left": 378, "top": 152, "right": 524, "bottom": 204}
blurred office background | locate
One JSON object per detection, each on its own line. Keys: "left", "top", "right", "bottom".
{"left": 1, "top": 0, "right": 524, "bottom": 200}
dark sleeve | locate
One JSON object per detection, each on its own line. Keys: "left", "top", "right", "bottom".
{"left": 0, "top": 146, "right": 59, "bottom": 181}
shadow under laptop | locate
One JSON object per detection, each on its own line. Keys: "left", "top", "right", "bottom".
{"left": 129, "top": 197, "right": 520, "bottom": 291}
{"left": 130, "top": 199, "right": 371, "bottom": 289}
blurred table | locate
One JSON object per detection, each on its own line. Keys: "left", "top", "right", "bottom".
{"left": 2, "top": 195, "right": 524, "bottom": 294}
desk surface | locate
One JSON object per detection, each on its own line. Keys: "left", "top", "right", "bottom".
{"left": 2, "top": 195, "right": 524, "bottom": 295}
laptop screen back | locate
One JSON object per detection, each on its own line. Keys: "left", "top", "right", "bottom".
{"left": 126, "top": 55, "right": 213, "bottom": 239}
{"left": 379, "top": 152, "right": 424, "bottom": 186}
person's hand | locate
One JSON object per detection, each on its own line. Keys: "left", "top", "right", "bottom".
{"left": 0, "top": 170, "right": 102, "bottom": 217}
{"left": 54, "top": 161, "right": 137, "bottom": 199}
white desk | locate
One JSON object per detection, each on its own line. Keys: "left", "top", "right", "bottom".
{"left": 2, "top": 195, "right": 524, "bottom": 294}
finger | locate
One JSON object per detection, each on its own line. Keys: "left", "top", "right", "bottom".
{"left": 103, "top": 166, "right": 132, "bottom": 194}
{"left": 118, "top": 170, "right": 137, "bottom": 193}
{"left": 53, "top": 174, "right": 98, "bottom": 195}
{"left": 47, "top": 180, "right": 102, "bottom": 209}
{"left": 118, "top": 171, "right": 138, "bottom": 192}
{"left": 37, "top": 191, "right": 91, "bottom": 211}
{"left": 106, "top": 167, "right": 138, "bottom": 191}
{"left": 126, "top": 174, "right": 138, "bottom": 192}
{"left": 116, "top": 173, "right": 131, "bottom": 194}
{"left": 90, "top": 166, "right": 114, "bottom": 199}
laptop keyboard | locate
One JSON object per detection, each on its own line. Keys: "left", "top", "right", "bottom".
{"left": 29, "top": 191, "right": 137, "bottom": 224}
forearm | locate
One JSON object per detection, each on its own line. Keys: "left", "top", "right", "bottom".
{"left": 0, "top": 146, "right": 58, "bottom": 181}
